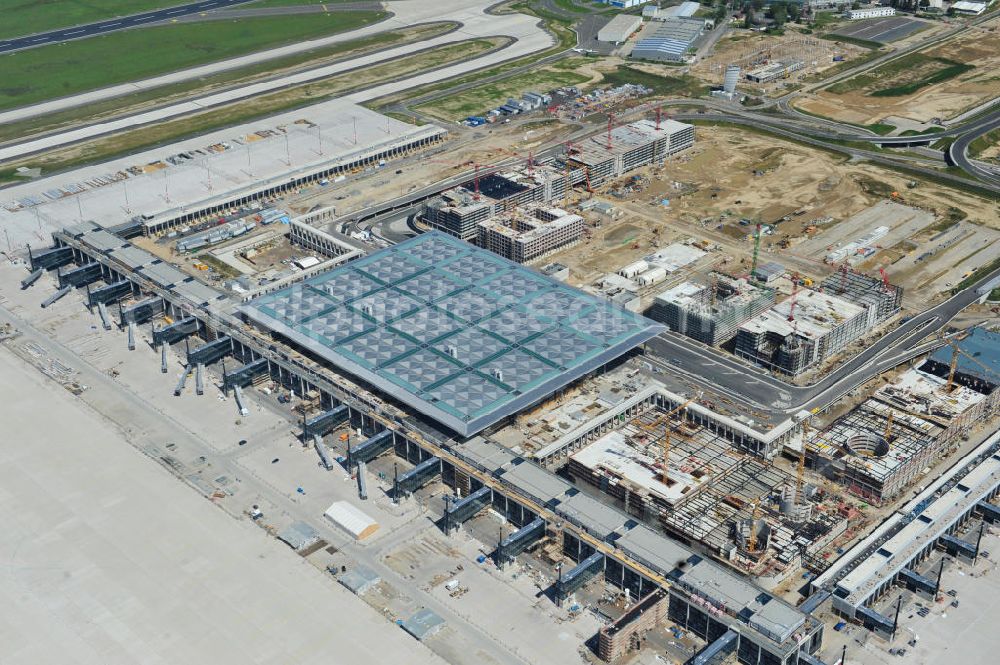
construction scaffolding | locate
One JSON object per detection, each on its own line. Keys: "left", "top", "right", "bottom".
{"left": 819, "top": 269, "right": 902, "bottom": 330}
{"left": 649, "top": 273, "right": 775, "bottom": 346}
{"left": 565, "top": 404, "right": 847, "bottom": 574}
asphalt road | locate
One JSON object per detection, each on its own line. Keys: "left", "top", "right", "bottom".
{"left": 949, "top": 115, "right": 1000, "bottom": 188}
{"left": 643, "top": 263, "right": 1000, "bottom": 421}
{"left": 0, "top": 0, "right": 256, "bottom": 54}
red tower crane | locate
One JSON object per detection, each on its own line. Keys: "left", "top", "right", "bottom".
{"left": 879, "top": 267, "right": 891, "bottom": 294}
{"left": 787, "top": 273, "right": 799, "bottom": 323}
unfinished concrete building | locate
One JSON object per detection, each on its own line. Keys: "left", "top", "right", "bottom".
{"left": 564, "top": 403, "right": 847, "bottom": 577}
{"left": 820, "top": 269, "right": 902, "bottom": 329}
{"left": 649, "top": 274, "right": 775, "bottom": 346}
{"left": 567, "top": 119, "right": 694, "bottom": 188}
{"left": 734, "top": 289, "right": 867, "bottom": 375}
{"left": 809, "top": 368, "right": 990, "bottom": 505}
{"left": 477, "top": 205, "right": 583, "bottom": 264}
{"left": 422, "top": 164, "right": 573, "bottom": 241}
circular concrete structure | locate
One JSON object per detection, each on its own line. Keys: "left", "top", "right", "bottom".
{"left": 845, "top": 432, "right": 890, "bottom": 458}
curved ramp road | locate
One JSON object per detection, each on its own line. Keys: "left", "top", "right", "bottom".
{"left": 0, "top": 0, "right": 553, "bottom": 162}
{"left": 0, "top": 1, "right": 256, "bottom": 54}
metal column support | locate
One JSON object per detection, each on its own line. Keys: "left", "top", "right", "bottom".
{"left": 40, "top": 285, "right": 72, "bottom": 308}
{"left": 195, "top": 363, "right": 205, "bottom": 396}
{"left": 161, "top": 343, "right": 168, "bottom": 373}
{"left": 233, "top": 385, "right": 249, "bottom": 416}
{"left": 174, "top": 365, "right": 190, "bottom": 396}
{"left": 97, "top": 302, "right": 112, "bottom": 330}
{"left": 357, "top": 460, "right": 369, "bottom": 500}
{"left": 20, "top": 268, "right": 43, "bottom": 290}
{"left": 127, "top": 321, "right": 136, "bottom": 350}
{"left": 314, "top": 434, "right": 334, "bottom": 470}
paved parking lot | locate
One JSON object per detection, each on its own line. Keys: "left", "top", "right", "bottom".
{"left": 832, "top": 17, "right": 926, "bottom": 44}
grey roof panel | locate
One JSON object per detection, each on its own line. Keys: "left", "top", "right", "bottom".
{"left": 501, "top": 461, "right": 571, "bottom": 504}
{"left": 241, "top": 232, "right": 665, "bottom": 437}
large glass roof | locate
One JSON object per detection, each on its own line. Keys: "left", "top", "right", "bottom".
{"left": 242, "top": 231, "right": 664, "bottom": 437}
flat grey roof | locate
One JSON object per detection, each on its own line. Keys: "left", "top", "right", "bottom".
{"left": 338, "top": 565, "right": 381, "bottom": 595}
{"left": 557, "top": 491, "right": 629, "bottom": 538}
{"left": 242, "top": 232, "right": 664, "bottom": 437}
{"left": 614, "top": 524, "right": 692, "bottom": 575}
{"left": 85, "top": 229, "right": 127, "bottom": 253}
{"left": 110, "top": 245, "right": 156, "bottom": 270}
{"left": 454, "top": 436, "right": 516, "bottom": 474}
{"left": 174, "top": 279, "right": 224, "bottom": 306}
{"left": 401, "top": 608, "right": 446, "bottom": 641}
{"left": 277, "top": 521, "right": 320, "bottom": 550}
{"left": 139, "top": 262, "right": 188, "bottom": 288}
{"left": 501, "top": 460, "right": 572, "bottom": 504}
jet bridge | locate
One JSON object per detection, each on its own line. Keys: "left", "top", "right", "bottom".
{"left": 940, "top": 533, "right": 977, "bottom": 559}
{"left": 58, "top": 262, "right": 102, "bottom": 288}
{"left": 443, "top": 486, "right": 492, "bottom": 533}
{"left": 187, "top": 336, "right": 231, "bottom": 366}
{"left": 347, "top": 429, "right": 394, "bottom": 467}
{"left": 314, "top": 435, "right": 334, "bottom": 470}
{"left": 152, "top": 317, "right": 198, "bottom": 345}
{"left": 394, "top": 457, "right": 441, "bottom": 497}
{"left": 555, "top": 551, "right": 604, "bottom": 604}
{"left": 496, "top": 517, "right": 545, "bottom": 567}
{"left": 20, "top": 268, "right": 43, "bottom": 289}
{"left": 29, "top": 245, "right": 73, "bottom": 271}
{"left": 120, "top": 296, "right": 164, "bottom": 326}
{"left": 898, "top": 568, "right": 936, "bottom": 597}
{"left": 303, "top": 405, "right": 349, "bottom": 439}
{"left": 689, "top": 628, "right": 738, "bottom": 665}
{"left": 87, "top": 280, "right": 132, "bottom": 306}
{"left": 222, "top": 357, "right": 268, "bottom": 391}
{"left": 41, "top": 285, "right": 72, "bottom": 308}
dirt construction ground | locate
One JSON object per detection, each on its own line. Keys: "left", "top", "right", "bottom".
{"left": 797, "top": 17, "right": 1000, "bottom": 124}
{"left": 543, "top": 125, "right": 999, "bottom": 306}
{"left": 690, "top": 31, "right": 867, "bottom": 90}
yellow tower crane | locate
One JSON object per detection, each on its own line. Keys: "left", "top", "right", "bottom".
{"left": 641, "top": 394, "right": 702, "bottom": 485}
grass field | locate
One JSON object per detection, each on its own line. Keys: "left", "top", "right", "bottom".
{"left": 415, "top": 67, "right": 590, "bottom": 120}
{"left": 826, "top": 53, "right": 974, "bottom": 97}
{"left": 0, "top": 10, "right": 385, "bottom": 111}
{"left": 821, "top": 33, "right": 883, "bottom": 50}
{"left": 0, "top": 23, "right": 449, "bottom": 145}
{"left": 0, "top": 39, "right": 497, "bottom": 182}
{"left": 969, "top": 128, "right": 1000, "bottom": 161}
{"left": 0, "top": 0, "right": 186, "bottom": 40}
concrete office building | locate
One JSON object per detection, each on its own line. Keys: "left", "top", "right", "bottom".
{"left": 734, "top": 289, "right": 867, "bottom": 375}
{"left": 808, "top": 369, "right": 989, "bottom": 505}
{"left": 745, "top": 60, "right": 805, "bottom": 84}
{"left": 649, "top": 274, "right": 775, "bottom": 346}
{"left": 844, "top": 6, "right": 895, "bottom": 19}
{"left": 567, "top": 119, "right": 695, "bottom": 188}
{"left": 477, "top": 205, "right": 584, "bottom": 264}
{"left": 422, "top": 163, "right": 574, "bottom": 241}
{"left": 819, "top": 269, "right": 902, "bottom": 330}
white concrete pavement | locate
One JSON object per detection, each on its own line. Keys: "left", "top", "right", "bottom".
{"left": 0, "top": 0, "right": 554, "bottom": 162}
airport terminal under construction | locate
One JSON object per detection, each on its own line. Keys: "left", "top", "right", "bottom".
{"left": 8, "top": 103, "right": 1000, "bottom": 665}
